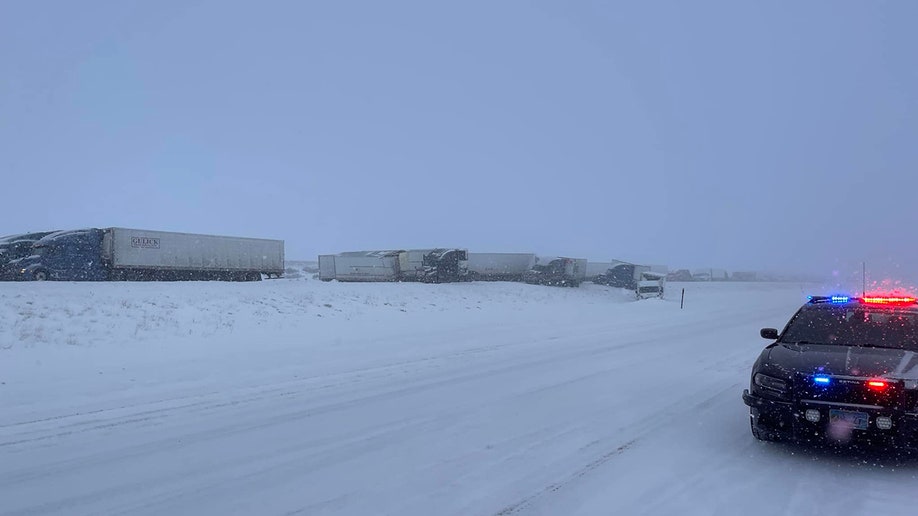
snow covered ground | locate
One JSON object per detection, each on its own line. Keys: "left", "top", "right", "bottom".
{"left": 2, "top": 278, "right": 918, "bottom": 515}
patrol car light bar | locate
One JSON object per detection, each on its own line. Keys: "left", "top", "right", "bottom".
{"left": 807, "top": 295, "right": 851, "bottom": 304}
{"left": 808, "top": 295, "right": 917, "bottom": 305}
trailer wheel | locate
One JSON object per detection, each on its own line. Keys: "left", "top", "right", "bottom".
{"left": 33, "top": 270, "right": 49, "bottom": 281}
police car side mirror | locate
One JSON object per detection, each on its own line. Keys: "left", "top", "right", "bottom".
{"left": 760, "top": 328, "right": 779, "bottom": 340}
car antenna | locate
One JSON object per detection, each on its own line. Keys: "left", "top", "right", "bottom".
{"left": 862, "top": 261, "right": 866, "bottom": 298}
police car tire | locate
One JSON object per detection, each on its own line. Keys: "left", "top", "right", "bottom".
{"left": 33, "top": 270, "right": 48, "bottom": 282}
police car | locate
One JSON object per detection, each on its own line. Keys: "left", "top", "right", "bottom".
{"left": 744, "top": 295, "right": 918, "bottom": 448}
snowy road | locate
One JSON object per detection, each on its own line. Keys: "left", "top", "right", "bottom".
{"left": 3, "top": 280, "right": 918, "bottom": 515}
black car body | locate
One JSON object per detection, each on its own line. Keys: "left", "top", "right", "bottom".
{"left": 744, "top": 295, "right": 918, "bottom": 449}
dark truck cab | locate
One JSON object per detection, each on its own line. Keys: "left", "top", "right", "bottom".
{"left": 15, "top": 229, "right": 108, "bottom": 281}
{"left": 420, "top": 249, "right": 468, "bottom": 284}
{"left": 0, "top": 231, "right": 59, "bottom": 280}
{"left": 522, "top": 257, "right": 586, "bottom": 287}
{"left": 744, "top": 295, "right": 918, "bottom": 449}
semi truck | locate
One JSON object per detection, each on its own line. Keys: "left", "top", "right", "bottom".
{"left": 467, "top": 253, "right": 536, "bottom": 281}
{"left": 14, "top": 228, "right": 284, "bottom": 281}
{"left": 0, "top": 231, "right": 59, "bottom": 280}
{"left": 585, "top": 261, "right": 631, "bottom": 282}
{"left": 318, "top": 248, "right": 468, "bottom": 283}
{"left": 415, "top": 248, "right": 468, "bottom": 283}
{"left": 594, "top": 262, "right": 665, "bottom": 299}
{"left": 522, "top": 256, "right": 587, "bottom": 287}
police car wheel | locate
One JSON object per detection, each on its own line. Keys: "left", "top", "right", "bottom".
{"left": 33, "top": 270, "right": 48, "bottom": 281}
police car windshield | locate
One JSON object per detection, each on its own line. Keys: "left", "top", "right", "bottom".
{"left": 781, "top": 307, "right": 918, "bottom": 350}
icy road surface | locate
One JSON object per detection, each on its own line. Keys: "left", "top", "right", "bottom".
{"left": 3, "top": 279, "right": 918, "bottom": 516}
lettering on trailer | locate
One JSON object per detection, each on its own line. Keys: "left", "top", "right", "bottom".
{"left": 131, "top": 237, "right": 161, "bottom": 249}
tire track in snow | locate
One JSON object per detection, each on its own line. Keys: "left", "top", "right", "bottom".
{"left": 491, "top": 384, "right": 740, "bottom": 516}
{"left": 0, "top": 328, "right": 681, "bottom": 490}
{"left": 494, "top": 439, "right": 639, "bottom": 516}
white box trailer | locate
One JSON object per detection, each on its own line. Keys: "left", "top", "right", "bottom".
{"left": 105, "top": 228, "right": 284, "bottom": 275}
{"left": 467, "top": 252, "right": 536, "bottom": 281}
{"left": 318, "top": 254, "right": 337, "bottom": 281}
{"left": 319, "top": 250, "right": 405, "bottom": 282}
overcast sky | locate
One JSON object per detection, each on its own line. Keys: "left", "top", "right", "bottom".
{"left": 2, "top": 1, "right": 916, "bottom": 282}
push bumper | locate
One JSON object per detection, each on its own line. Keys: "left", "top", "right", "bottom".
{"left": 744, "top": 389, "right": 918, "bottom": 448}
{"left": 743, "top": 389, "right": 796, "bottom": 440}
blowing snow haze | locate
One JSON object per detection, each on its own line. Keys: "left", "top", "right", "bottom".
{"left": 2, "top": 1, "right": 916, "bottom": 281}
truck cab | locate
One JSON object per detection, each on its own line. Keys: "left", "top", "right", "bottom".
{"left": 18, "top": 229, "right": 108, "bottom": 281}
{"left": 0, "top": 231, "right": 59, "bottom": 280}
{"left": 594, "top": 263, "right": 665, "bottom": 299}
{"left": 522, "top": 257, "right": 585, "bottom": 287}
{"left": 420, "top": 248, "right": 469, "bottom": 283}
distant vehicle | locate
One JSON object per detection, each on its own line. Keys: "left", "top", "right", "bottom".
{"left": 396, "top": 249, "right": 468, "bottom": 283}
{"left": 666, "top": 269, "right": 694, "bottom": 282}
{"left": 417, "top": 248, "right": 468, "bottom": 283}
{"left": 0, "top": 231, "right": 58, "bottom": 280}
{"left": 593, "top": 263, "right": 649, "bottom": 289}
{"left": 319, "top": 251, "right": 403, "bottom": 282}
{"left": 467, "top": 253, "right": 536, "bottom": 282}
{"left": 744, "top": 294, "right": 918, "bottom": 449}
{"left": 14, "top": 228, "right": 284, "bottom": 281}
{"left": 594, "top": 262, "right": 665, "bottom": 299}
{"left": 319, "top": 248, "right": 468, "bottom": 283}
{"left": 585, "top": 261, "right": 626, "bottom": 282}
{"left": 522, "top": 256, "right": 586, "bottom": 287}
{"left": 691, "top": 268, "right": 728, "bottom": 281}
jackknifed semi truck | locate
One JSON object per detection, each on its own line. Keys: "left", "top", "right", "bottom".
{"left": 522, "top": 256, "right": 587, "bottom": 287}
{"left": 593, "top": 262, "right": 665, "bottom": 299}
{"left": 318, "top": 248, "right": 468, "bottom": 283}
{"left": 14, "top": 228, "right": 284, "bottom": 281}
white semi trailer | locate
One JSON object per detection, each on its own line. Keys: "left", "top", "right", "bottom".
{"left": 467, "top": 253, "right": 536, "bottom": 282}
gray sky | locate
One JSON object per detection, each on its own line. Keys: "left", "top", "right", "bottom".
{"left": 2, "top": 1, "right": 916, "bottom": 281}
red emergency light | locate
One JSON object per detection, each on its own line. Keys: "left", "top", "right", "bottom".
{"left": 867, "top": 380, "right": 888, "bottom": 391}
{"left": 861, "top": 296, "right": 918, "bottom": 305}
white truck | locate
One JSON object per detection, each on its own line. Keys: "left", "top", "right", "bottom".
{"left": 467, "top": 253, "right": 537, "bottom": 282}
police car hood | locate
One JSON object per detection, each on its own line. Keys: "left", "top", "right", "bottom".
{"left": 768, "top": 343, "right": 918, "bottom": 380}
